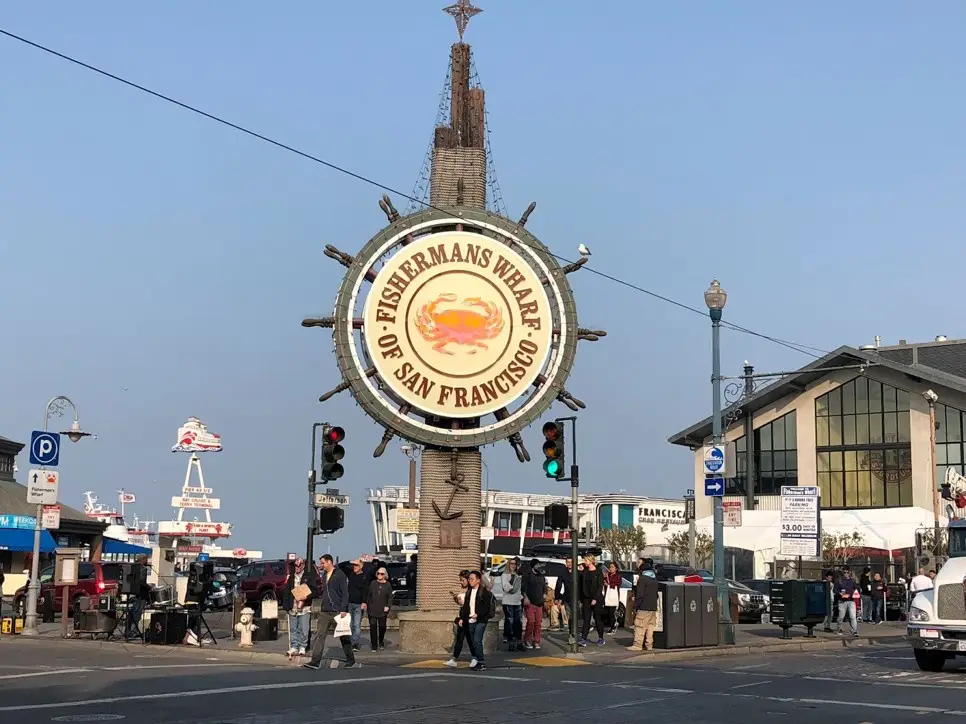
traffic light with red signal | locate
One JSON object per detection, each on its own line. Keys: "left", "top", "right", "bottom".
{"left": 542, "top": 421, "right": 565, "bottom": 479}
{"left": 321, "top": 425, "right": 345, "bottom": 481}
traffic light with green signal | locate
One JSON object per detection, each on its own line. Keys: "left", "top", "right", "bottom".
{"left": 542, "top": 421, "right": 565, "bottom": 479}
{"left": 321, "top": 426, "right": 345, "bottom": 481}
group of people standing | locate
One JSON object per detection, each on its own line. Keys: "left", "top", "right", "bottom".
{"left": 280, "top": 554, "right": 395, "bottom": 670}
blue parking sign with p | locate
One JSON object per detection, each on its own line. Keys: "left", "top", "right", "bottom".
{"left": 29, "top": 431, "right": 61, "bottom": 466}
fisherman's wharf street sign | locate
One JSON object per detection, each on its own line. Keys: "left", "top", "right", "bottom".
{"left": 309, "top": 205, "right": 601, "bottom": 454}
{"left": 364, "top": 231, "right": 553, "bottom": 418}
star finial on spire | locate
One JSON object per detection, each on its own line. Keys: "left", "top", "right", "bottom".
{"left": 443, "top": 0, "right": 483, "bottom": 41}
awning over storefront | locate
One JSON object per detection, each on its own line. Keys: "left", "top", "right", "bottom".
{"left": 0, "top": 528, "right": 56, "bottom": 552}
{"left": 102, "top": 537, "right": 151, "bottom": 556}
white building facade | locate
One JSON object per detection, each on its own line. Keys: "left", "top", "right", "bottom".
{"left": 366, "top": 486, "right": 687, "bottom": 561}
{"left": 669, "top": 339, "right": 966, "bottom": 578}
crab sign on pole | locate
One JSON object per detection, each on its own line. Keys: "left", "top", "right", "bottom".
{"left": 302, "top": 7, "right": 605, "bottom": 654}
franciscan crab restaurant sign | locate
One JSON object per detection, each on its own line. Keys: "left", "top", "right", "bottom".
{"left": 364, "top": 231, "right": 553, "bottom": 418}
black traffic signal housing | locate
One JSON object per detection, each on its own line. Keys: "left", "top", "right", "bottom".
{"left": 321, "top": 426, "right": 345, "bottom": 481}
{"left": 544, "top": 503, "right": 569, "bottom": 531}
{"left": 316, "top": 506, "right": 344, "bottom": 534}
{"left": 541, "top": 421, "right": 565, "bottom": 479}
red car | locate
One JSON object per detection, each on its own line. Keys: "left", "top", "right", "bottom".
{"left": 13, "top": 561, "right": 121, "bottom": 617}
{"left": 235, "top": 559, "right": 288, "bottom": 608}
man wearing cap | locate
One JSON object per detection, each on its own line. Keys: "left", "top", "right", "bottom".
{"left": 346, "top": 559, "right": 369, "bottom": 652}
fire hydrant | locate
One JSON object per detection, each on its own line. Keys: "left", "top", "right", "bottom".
{"left": 235, "top": 607, "right": 258, "bottom": 648}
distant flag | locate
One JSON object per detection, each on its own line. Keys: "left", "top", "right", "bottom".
{"left": 119, "top": 492, "right": 136, "bottom": 504}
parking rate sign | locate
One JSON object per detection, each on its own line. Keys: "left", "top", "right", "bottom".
{"left": 779, "top": 486, "right": 820, "bottom": 558}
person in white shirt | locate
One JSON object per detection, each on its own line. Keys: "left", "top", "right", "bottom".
{"left": 910, "top": 568, "right": 934, "bottom": 593}
{"left": 445, "top": 570, "right": 471, "bottom": 668}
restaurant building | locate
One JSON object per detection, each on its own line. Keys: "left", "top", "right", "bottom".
{"left": 669, "top": 337, "right": 966, "bottom": 578}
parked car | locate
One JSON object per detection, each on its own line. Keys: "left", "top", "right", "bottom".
{"left": 234, "top": 560, "right": 287, "bottom": 609}
{"left": 653, "top": 564, "right": 713, "bottom": 582}
{"left": 730, "top": 580, "right": 769, "bottom": 622}
{"left": 13, "top": 561, "right": 121, "bottom": 617}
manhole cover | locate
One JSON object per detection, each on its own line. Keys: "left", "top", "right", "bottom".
{"left": 51, "top": 715, "right": 126, "bottom": 722}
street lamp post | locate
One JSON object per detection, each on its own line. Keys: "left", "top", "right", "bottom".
{"left": 704, "top": 280, "right": 735, "bottom": 645}
{"left": 22, "top": 396, "right": 93, "bottom": 637}
{"left": 923, "top": 389, "right": 941, "bottom": 544}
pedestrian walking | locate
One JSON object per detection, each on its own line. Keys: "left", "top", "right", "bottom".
{"left": 836, "top": 566, "right": 859, "bottom": 637}
{"left": 445, "top": 570, "right": 471, "bottom": 668}
{"left": 627, "top": 563, "right": 658, "bottom": 651}
{"left": 283, "top": 557, "right": 316, "bottom": 659}
{"left": 363, "top": 567, "right": 392, "bottom": 651}
{"left": 458, "top": 570, "right": 494, "bottom": 671}
{"left": 604, "top": 561, "right": 623, "bottom": 634}
{"left": 499, "top": 558, "right": 523, "bottom": 651}
{"left": 578, "top": 554, "right": 605, "bottom": 647}
{"left": 346, "top": 560, "right": 368, "bottom": 652}
{"left": 303, "top": 554, "right": 357, "bottom": 670}
{"left": 822, "top": 570, "right": 836, "bottom": 632}
{"left": 522, "top": 559, "right": 547, "bottom": 650}
{"left": 859, "top": 567, "right": 873, "bottom": 622}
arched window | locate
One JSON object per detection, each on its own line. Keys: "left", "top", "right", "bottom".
{"left": 815, "top": 378, "right": 911, "bottom": 509}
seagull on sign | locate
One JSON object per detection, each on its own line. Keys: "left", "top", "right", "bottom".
{"left": 577, "top": 243, "right": 591, "bottom": 257}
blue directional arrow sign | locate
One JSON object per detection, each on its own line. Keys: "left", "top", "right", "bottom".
{"left": 29, "top": 431, "right": 60, "bottom": 467}
{"left": 704, "top": 476, "right": 725, "bottom": 497}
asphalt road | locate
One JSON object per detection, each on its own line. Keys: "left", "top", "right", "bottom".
{"left": 2, "top": 637, "right": 966, "bottom": 723}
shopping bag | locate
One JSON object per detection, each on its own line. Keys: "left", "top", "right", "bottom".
{"left": 604, "top": 586, "right": 620, "bottom": 608}
{"left": 333, "top": 614, "right": 352, "bottom": 637}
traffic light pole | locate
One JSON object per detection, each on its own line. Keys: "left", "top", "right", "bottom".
{"left": 554, "top": 415, "right": 580, "bottom": 655}
{"left": 306, "top": 422, "right": 328, "bottom": 566}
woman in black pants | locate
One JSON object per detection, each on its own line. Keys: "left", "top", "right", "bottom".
{"left": 579, "top": 555, "right": 605, "bottom": 646}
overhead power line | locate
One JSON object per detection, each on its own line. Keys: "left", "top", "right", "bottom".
{"left": 0, "top": 27, "right": 827, "bottom": 360}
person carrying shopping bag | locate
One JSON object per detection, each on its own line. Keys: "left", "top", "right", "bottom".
{"left": 283, "top": 558, "right": 317, "bottom": 659}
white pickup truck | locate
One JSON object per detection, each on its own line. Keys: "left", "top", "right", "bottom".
{"left": 907, "top": 520, "right": 966, "bottom": 671}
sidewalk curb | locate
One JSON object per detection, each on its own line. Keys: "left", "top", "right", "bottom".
{"left": 3, "top": 632, "right": 907, "bottom": 668}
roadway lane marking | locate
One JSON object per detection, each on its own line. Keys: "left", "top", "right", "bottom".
{"left": 730, "top": 663, "right": 770, "bottom": 670}
{"left": 730, "top": 680, "right": 773, "bottom": 689}
{"left": 804, "top": 675, "right": 966, "bottom": 691}
{"left": 0, "top": 668, "right": 92, "bottom": 680}
{"left": 98, "top": 664, "right": 247, "bottom": 671}
{"left": 0, "top": 672, "right": 534, "bottom": 713}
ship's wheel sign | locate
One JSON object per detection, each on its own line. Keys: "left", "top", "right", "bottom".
{"left": 308, "top": 206, "right": 605, "bottom": 453}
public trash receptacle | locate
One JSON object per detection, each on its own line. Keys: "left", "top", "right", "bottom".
{"left": 684, "top": 584, "right": 702, "bottom": 647}
{"left": 700, "top": 583, "right": 719, "bottom": 646}
{"left": 654, "top": 582, "right": 685, "bottom": 649}
{"left": 770, "top": 579, "right": 828, "bottom": 639}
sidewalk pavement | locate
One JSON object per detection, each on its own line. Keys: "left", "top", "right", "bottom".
{"left": 6, "top": 616, "right": 907, "bottom": 669}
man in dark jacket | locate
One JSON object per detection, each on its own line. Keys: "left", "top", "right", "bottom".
{"left": 836, "top": 566, "right": 858, "bottom": 637}
{"left": 304, "top": 554, "right": 357, "bottom": 669}
{"left": 628, "top": 564, "right": 659, "bottom": 651}
{"left": 522, "top": 560, "right": 547, "bottom": 650}
{"left": 859, "top": 567, "right": 873, "bottom": 622}
{"left": 458, "top": 570, "right": 494, "bottom": 671}
{"left": 554, "top": 558, "right": 574, "bottom": 635}
{"left": 346, "top": 560, "right": 368, "bottom": 651}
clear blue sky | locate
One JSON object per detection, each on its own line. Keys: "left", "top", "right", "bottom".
{"left": 1, "top": 2, "right": 963, "bottom": 559}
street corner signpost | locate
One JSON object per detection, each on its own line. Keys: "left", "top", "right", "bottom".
{"left": 722, "top": 500, "right": 742, "bottom": 527}
{"left": 779, "top": 485, "right": 821, "bottom": 558}
{"left": 29, "top": 430, "right": 61, "bottom": 467}
{"left": 704, "top": 476, "right": 724, "bottom": 497}
{"left": 313, "top": 493, "right": 350, "bottom": 507}
{"left": 27, "top": 469, "right": 60, "bottom": 505}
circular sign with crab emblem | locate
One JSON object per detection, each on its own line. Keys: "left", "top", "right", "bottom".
{"left": 329, "top": 206, "right": 581, "bottom": 449}
{"left": 364, "top": 230, "right": 552, "bottom": 418}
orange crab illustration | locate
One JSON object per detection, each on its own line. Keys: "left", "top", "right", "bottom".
{"left": 414, "top": 293, "right": 504, "bottom": 355}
